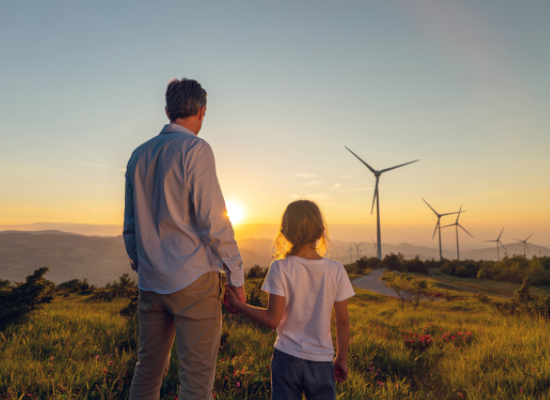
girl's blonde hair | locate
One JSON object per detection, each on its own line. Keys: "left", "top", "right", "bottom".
{"left": 273, "top": 200, "right": 329, "bottom": 259}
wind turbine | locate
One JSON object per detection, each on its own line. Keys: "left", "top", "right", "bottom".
{"left": 345, "top": 146, "right": 419, "bottom": 260}
{"left": 346, "top": 243, "right": 354, "bottom": 265}
{"left": 352, "top": 242, "right": 364, "bottom": 261}
{"left": 441, "top": 205, "right": 473, "bottom": 261}
{"left": 371, "top": 238, "right": 377, "bottom": 254}
{"left": 485, "top": 228, "right": 507, "bottom": 262}
{"left": 514, "top": 233, "right": 534, "bottom": 258}
{"left": 422, "top": 198, "right": 460, "bottom": 261}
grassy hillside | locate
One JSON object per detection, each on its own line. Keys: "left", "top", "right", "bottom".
{"left": 1, "top": 279, "right": 550, "bottom": 399}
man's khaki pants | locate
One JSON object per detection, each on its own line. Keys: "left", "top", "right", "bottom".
{"left": 129, "top": 272, "right": 222, "bottom": 400}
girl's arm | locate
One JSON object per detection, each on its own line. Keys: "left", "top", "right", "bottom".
{"left": 333, "top": 299, "right": 350, "bottom": 382}
{"left": 224, "top": 284, "right": 285, "bottom": 329}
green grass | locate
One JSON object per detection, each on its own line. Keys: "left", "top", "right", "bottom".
{"left": 428, "top": 271, "right": 550, "bottom": 298}
{"left": 2, "top": 280, "right": 550, "bottom": 399}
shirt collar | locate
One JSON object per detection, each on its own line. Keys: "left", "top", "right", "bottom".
{"left": 159, "top": 123, "right": 197, "bottom": 136}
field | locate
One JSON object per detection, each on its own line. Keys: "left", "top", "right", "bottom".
{"left": 2, "top": 277, "right": 550, "bottom": 399}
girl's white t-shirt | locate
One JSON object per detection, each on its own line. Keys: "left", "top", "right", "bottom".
{"left": 262, "top": 256, "right": 355, "bottom": 361}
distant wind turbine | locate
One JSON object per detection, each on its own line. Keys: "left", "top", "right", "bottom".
{"left": 485, "top": 228, "right": 507, "bottom": 262}
{"left": 422, "top": 198, "right": 460, "bottom": 261}
{"left": 371, "top": 238, "right": 377, "bottom": 254}
{"left": 347, "top": 243, "right": 354, "bottom": 264}
{"left": 441, "top": 205, "right": 473, "bottom": 261}
{"left": 352, "top": 242, "right": 364, "bottom": 261}
{"left": 345, "top": 146, "right": 419, "bottom": 260}
{"left": 514, "top": 233, "right": 534, "bottom": 258}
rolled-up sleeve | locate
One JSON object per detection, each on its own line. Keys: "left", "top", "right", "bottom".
{"left": 186, "top": 141, "right": 245, "bottom": 287}
{"left": 123, "top": 161, "right": 139, "bottom": 271}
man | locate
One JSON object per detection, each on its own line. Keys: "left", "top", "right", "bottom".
{"left": 123, "top": 78, "right": 246, "bottom": 400}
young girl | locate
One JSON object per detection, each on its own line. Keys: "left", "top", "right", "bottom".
{"left": 224, "top": 200, "right": 354, "bottom": 399}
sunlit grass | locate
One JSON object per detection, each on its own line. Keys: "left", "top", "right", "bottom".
{"left": 1, "top": 281, "right": 550, "bottom": 399}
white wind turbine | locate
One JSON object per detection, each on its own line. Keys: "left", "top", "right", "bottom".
{"left": 371, "top": 238, "right": 377, "bottom": 255}
{"left": 346, "top": 243, "right": 354, "bottom": 265}
{"left": 441, "top": 205, "right": 473, "bottom": 261}
{"left": 345, "top": 146, "right": 419, "bottom": 260}
{"left": 422, "top": 198, "right": 460, "bottom": 261}
{"left": 352, "top": 242, "right": 364, "bottom": 261}
{"left": 514, "top": 233, "right": 534, "bottom": 258}
{"left": 485, "top": 228, "right": 508, "bottom": 262}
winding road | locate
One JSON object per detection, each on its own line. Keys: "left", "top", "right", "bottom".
{"left": 351, "top": 268, "right": 398, "bottom": 298}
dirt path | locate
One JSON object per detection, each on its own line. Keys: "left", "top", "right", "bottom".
{"left": 351, "top": 268, "right": 399, "bottom": 298}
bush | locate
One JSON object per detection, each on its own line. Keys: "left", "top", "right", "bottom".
{"left": 0, "top": 267, "right": 54, "bottom": 330}
{"left": 382, "top": 253, "right": 405, "bottom": 272}
{"left": 246, "top": 265, "right": 267, "bottom": 279}
{"left": 356, "top": 256, "right": 382, "bottom": 273}
{"left": 403, "top": 256, "right": 428, "bottom": 275}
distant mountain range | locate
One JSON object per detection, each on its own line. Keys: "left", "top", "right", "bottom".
{"left": 1, "top": 230, "right": 549, "bottom": 286}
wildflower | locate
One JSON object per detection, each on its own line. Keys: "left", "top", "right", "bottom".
{"left": 124, "top": 370, "right": 128, "bottom": 374}
{"left": 109, "top": 361, "right": 113, "bottom": 366}
{"left": 236, "top": 382, "right": 241, "bottom": 388}
{"left": 96, "top": 355, "right": 100, "bottom": 359}
{"left": 103, "top": 369, "right": 108, "bottom": 374}
{"left": 225, "top": 376, "right": 228, "bottom": 380}
{"left": 50, "top": 356, "right": 54, "bottom": 361}
{"left": 520, "top": 388, "right": 523, "bottom": 393}
{"left": 28, "top": 395, "right": 33, "bottom": 398}
{"left": 458, "top": 394, "right": 463, "bottom": 398}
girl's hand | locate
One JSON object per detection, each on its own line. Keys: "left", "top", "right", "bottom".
{"left": 334, "top": 357, "right": 349, "bottom": 382}
{"left": 223, "top": 284, "right": 243, "bottom": 313}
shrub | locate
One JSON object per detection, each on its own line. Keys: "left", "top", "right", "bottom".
{"left": 0, "top": 267, "right": 54, "bottom": 330}
{"left": 382, "top": 253, "right": 405, "bottom": 272}
{"left": 246, "top": 265, "right": 267, "bottom": 279}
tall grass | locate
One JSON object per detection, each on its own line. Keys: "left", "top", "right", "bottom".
{"left": 2, "top": 281, "right": 550, "bottom": 399}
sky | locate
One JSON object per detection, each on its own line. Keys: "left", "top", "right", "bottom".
{"left": 1, "top": 1, "right": 549, "bottom": 247}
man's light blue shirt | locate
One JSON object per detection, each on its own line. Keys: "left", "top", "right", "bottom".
{"left": 123, "top": 123, "right": 245, "bottom": 294}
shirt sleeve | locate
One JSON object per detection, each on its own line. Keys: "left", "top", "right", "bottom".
{"left": 123, "top": 159, "right": 138, "bottom": 271}
{"left": 186, "top": 140, "right": 245, "bottom": 287}
{"left": 261, "top": 262, "right": 286, "bottom": 297}
{"left": 335, "top": 263, "right": 355, "bottom": 302}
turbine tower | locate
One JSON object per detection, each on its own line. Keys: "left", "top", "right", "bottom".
{"left": 514, "top": 233, "right": 534, "bottom": 258}
{"left": 352, "top": 242, "right": 364, "bottom": 261}
{"left": 422, "top": 198, "right": 460, "bottom": 261}
{"left": 346, "top": 243, "right": 354, "bottom": 265}
{"left": 484, "top": 228, "right": 507, "bottom": 262}
{"left": 345, "top": 146, "right": 419, "bottom": 260}
{"left": 441, "top": 205, "right": 473, "bottom": 261}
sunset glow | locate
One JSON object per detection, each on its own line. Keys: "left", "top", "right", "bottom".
{"left": 226, "top": 200, "right": 245, "bottom": 225}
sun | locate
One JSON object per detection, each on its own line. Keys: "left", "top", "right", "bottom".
{"left": 226, "top": 200, "right": 245, "bottom": 225}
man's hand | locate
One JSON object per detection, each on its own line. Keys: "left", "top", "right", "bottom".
{"left": 223, "top": 284, "right": 245, "bottom": 313}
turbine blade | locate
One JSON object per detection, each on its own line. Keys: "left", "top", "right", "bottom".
{"left": 499, "top": 241, "right": 508, "bottom": 253}
{"left": 484, "top": 240, "right": 497, "bottom": 242}
{"left": 422, "top": 198, "right": 439, "bottom": 216}
{"left": 513, "top": 238, "right": 523, "bottom": 242}
{"left": 441, "top": 224, "right": 455, "bottom": 228}
{"left": 458, "top": 224, "right": 474, "bottom": 238}
{"left": 380, "top": 159, "right": 420, "bottom": 173}
{"left": 440, "top": 212, "right": 460, "bottom": 216}
{"left": 498, "top": 227, "right": 505, "bottom": 241}
{"left": 455, "top": 205, "right": 462, "bottom": 223}
{"left": 370, "top": 179, "right": 379, "bottom": 215}
{"left": 345, "top": 146, "right": 376, "bottom": 174}
{"left": 526, "top": 233, "right": 534, "bottom": 242}
{"left": 526, "top": 243, "right": 530, "bottom": 255}
{"left": 432, "top": 219, "right": 439, "bottom": 240}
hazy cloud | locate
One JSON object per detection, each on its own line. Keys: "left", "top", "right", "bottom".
{"left": 78, "top": 162, "right": 105, "bottom": 168}
{"left": 340, "top": 175, "right": 353, "bottom": 179}
{"left": 302, "top": 180, "right": 326, "bottom": 186}
{"left": 305, "top": 193, "right": 331, "bottom": 200}
{"left": 289, "top": 194, "right": 300, "bottom": 200}
{"left": 332, "top": 183, "right": 341, "bottom": 190}
{"left": 295, "top": 173, "right": 317, "bottom": 178}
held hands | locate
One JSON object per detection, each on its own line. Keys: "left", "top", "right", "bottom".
{"left": 334, "top": 356, "right": 349, "bottom": 382}
{"left": 223, "top": 284, "right": 246, "bottom": 314}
